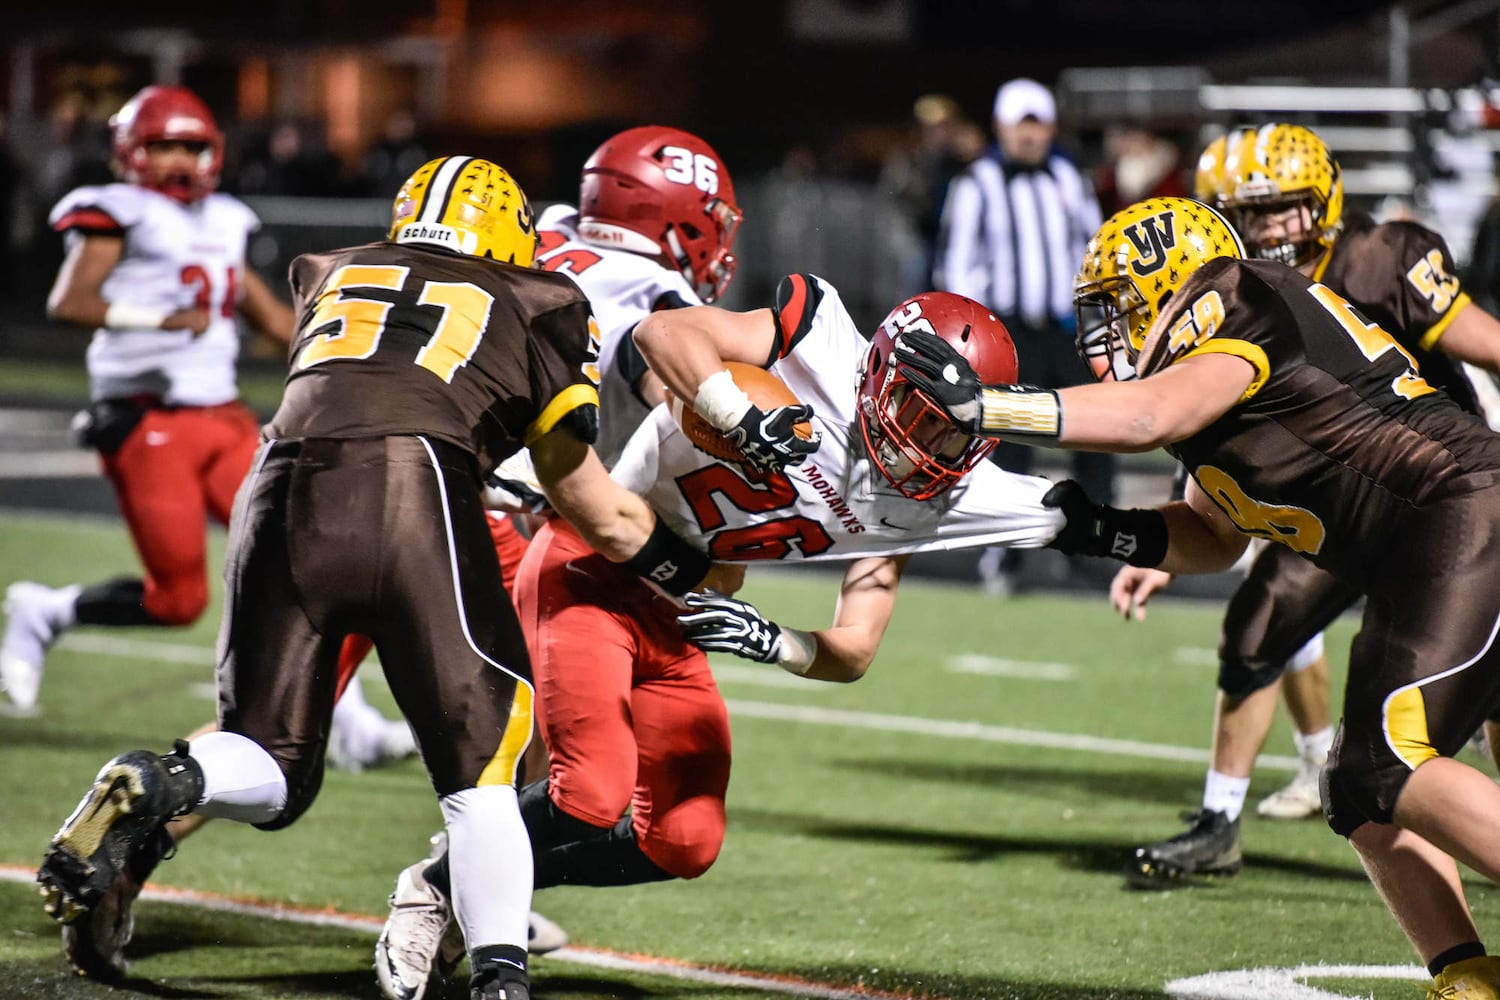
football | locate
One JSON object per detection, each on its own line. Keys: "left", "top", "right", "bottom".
{"left": 664, "top": 362, "right": 813, "bottom": 464}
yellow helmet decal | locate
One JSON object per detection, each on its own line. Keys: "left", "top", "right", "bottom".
{"left": 1076, "top": 197, "right": 1244, "bottom": 356}
{"left": 389, "top": 156, "right": 539, "bottom": 266}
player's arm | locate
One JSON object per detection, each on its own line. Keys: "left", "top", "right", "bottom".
{"left": 1432, "top": 301, "right": 1500, "bottom": 375}
{"left": 895, "top": 330, "right": 1252, "bottom": 452}
{"left": 47, "top": 234, "right": 209, "bottom": 334}
{"left": 1045, "top": 466, "right": 1247, "bottom": 575}
{"left": 528, "top": 426, "right": 707, "bottom": 595}
{"left": 237, "top": 269, "right": 296, "bottom": 347}
{"left": 633, "top": 303, "right": 820, "bottom": 471}
{"left": 679, "top": 555, "right": 906, "bottom": 682}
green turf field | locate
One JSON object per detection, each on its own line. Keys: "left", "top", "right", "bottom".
{"left": 0, "top": 510, "right": 1487, "bottom": 999}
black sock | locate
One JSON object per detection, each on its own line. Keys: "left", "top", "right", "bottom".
{"left": 426, "top": 849, "right": 452, "bottom": 896}
{"left": 519, "top": 777, "right": 610, "bottom": 853}
{"left": 534, "top": 815, "right": 673, "bottom": 889}
{"left": 470, "top": 943, "right": 528, "bottom": 990}
{"left": 75, "top": 577, "right": 153, "bottom": 627}
{"left": 1430, "top": 942, "right": 1487, "bottom": 977}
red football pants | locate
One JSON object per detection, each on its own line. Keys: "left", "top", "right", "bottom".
{"left": 512, "top": 518, "right": 731, "bottom": 880}
{"left": 100, "top": 402, "right": 261, "bottom": 625}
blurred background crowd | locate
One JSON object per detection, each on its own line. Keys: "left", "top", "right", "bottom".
{"left": 5, "top": 1, "right": 1500, "bottom": 340}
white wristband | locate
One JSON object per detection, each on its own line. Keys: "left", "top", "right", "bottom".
{"left": 104, "top": 301, "right": 172, "bottom": 330}
{"left": 775, "top": 626, "right": 817, "bottom": 676}
{"left": 693, "top": 369, "right": 754, "bottom": 432}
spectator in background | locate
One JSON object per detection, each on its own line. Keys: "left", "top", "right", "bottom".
{"left": 933, "top": 76, "right": 1111, "bottom": 595}
{"left": 1093, "top": 125, "right": 1187, "bottom": 217}
{"left": 880, "top": 94, "right": 986, "bottom": 297}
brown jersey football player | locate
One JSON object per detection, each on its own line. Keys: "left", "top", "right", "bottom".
{"left": 898, "top": 195, "right": 1500, "bottom": 998}
{"left": 34, "top": 156, "right": 724, "bottom": 1000}
{"left": 1117, "top": 125, "right": 1500, "bottom": 891}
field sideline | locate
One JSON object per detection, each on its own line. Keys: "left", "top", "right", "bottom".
{"left": 0, "top": 508, "right": 1490, "bottom": 1000}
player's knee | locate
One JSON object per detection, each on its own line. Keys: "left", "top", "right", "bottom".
{"left": 252, "top": 754, "right": 322, "bottom": 831}
{"left": 145, "top": 577, "right": 210, "bottom": 626}
{"left": 644, "top": 827, "right": 724, "bottom": 879}
{"left": 1217, "top": 653, "right": 1285, "bottom": 698}
{"left": 1322, "top": 751, "right": 1404, "bottom": 837}
{"left": 641, "top": 799, "right": 726, "bottom": 880}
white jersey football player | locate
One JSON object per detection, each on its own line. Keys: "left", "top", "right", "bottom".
{"left": 534, "top": 124, "right": 741, "bottom": 468}
{"left": 628, "top": 276, "right": 1066, "bottom": 679}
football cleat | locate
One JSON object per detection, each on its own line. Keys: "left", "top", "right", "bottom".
{"left": 1, "top": 581, "right": 77, "bottom": 713}
{"left": 1129, "top": 808, "right": 1242, "bottom": 888}
{"left": 39, "top": 742, "right": 201, "bottom": 925}
{"left": 527, "top": 909, "right": 569, "bottom": 956}
{"left": 375, "top": 856, "right": 451, "bottom": 1000}
{"left": 59, "top": 824, "right": 175, "bottom": 981}
{"left": 1429, "top": 955, "right": 1500, "bottom": 999}
{"left": 1256, "top": 756, "right": 1325, "bottom": 820}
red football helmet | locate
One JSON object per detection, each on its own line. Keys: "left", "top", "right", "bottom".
{"left": 578, "top": 125, "right": 741, "bottom": 302}
{"left": 109, "top": 85, "right": 224, "bottom": 204}
{"left": 857, "top": 292, "right": 1018, "bottom": 501}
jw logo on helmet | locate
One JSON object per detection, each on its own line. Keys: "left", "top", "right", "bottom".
{"left": 1125, "top": 211, "right": 1177, "bottom": 277}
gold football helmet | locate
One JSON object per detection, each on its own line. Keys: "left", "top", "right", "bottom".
{"left": 389, "top": 156, "right": 538, "bottom": 265}
{"left": 1192, "top": 127, "right": 1256, "bottom": 206}
{"left": 1073, "top": 197, "right": 1244, "bottom": 381}
{"left": 1220, "top": 124, "right": 1342, "bottom": 269}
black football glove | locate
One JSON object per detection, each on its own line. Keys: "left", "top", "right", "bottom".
{"left": 679, "top": 591, "right": 784, "bottom": 663}
{"left": 724, "top": 404, "right": 821, "bottom": 473}
{"left": 891, "top": 329, "right": 983, "bottom": 433}
{"left": 1042, "top": 479, "right": 1168, "bottom": 568}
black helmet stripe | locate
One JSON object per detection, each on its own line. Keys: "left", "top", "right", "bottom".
{"left": 415, "top": 155, "right": 472, "bottom": 224}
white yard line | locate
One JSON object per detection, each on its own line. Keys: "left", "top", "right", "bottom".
{"left": 0, "top": 865, "right": 917, "bottom": 1000}
{"left": 945, "top": 653, "right": 1077, "bottom": 680}
{"left": 51, "top": 633, "right": 1299, "bottom": 772}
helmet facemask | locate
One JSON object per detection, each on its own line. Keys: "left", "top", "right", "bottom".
{"left": 857, "top": 343, "right": 995, "bottom": 501}
{"left": 1074, "top": 277, "right": 1148, "bottom": 382}
{"left": 1223, "top": 189, "right": 1331, "bottom": 269}
{"left": 664, "top": 196, "right": 741, "bottom": 302}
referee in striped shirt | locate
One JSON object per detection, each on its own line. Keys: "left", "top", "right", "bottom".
{"left": 934, "top": 77, "right": 1114, "bottom": 593}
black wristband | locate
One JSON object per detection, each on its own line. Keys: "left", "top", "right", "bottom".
{"left": 1095, "top": 506, "right": 1170, "bottom": 567}
{"left": 623, "top": 516, "right": 712, "bottom": 597}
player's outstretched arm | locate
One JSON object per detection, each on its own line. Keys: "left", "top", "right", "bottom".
{"left": 529, "top": 427, "right": 707, "bottom": 596}
{"left": 680, "top": 555, "right": 904, "bottom": 682}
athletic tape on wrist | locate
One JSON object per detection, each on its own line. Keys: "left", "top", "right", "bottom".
{"left": 775, "top": 626, "right": 817, "bottom": 676}
{"left": 104, "top": 301, "right": 172, "bottom": 330}
{"left": 694, "top": 369, "right": 754, "bottom": 431}
{"left": 977, "top": 386, "right": 1061, "bottom": 440}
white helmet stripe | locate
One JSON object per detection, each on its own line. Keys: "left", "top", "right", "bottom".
{"left": 420, "top": 156, "right": 472, "bottom": 224}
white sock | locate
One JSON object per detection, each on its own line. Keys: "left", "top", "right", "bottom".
{"left": 190, "top": 730, "right": 288, "bottom": 823}
{"left": 1294, "top": 726, "right": 1334, "bottom": 765}
{"left": 441, "top": 785, "right": 531, "bottom": 955}
{"left": 1203, "top": 769, "right": 1250, "bottom": 822}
